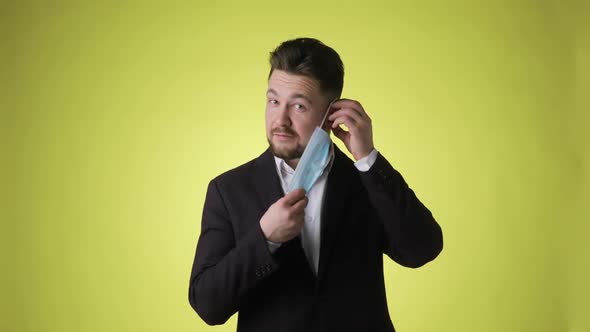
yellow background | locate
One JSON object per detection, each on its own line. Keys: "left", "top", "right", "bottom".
{"left": 3, "top": 1, "right": 589, "bottom": 331}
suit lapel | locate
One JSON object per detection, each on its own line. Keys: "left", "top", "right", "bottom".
{"left": 317, "top": 146, "right": 355, "bottom": 282}
{"left": 251, "top": 148, "right": 284, "bottom": 212}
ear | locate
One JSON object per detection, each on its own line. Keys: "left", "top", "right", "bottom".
{"left": 320, "top": 98, "right": 338, "bottom": 132}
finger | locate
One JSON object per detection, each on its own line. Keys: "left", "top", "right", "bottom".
{"left": 331, "top": 99, "right": 366, "bottom": 117}
{"left": 283, "top": 188, "right": 306, "bottom": 205}
{"left": 328, "top": 108, "right": 363, "bottom": 123}
{"left": 290, "top": 196, "right": 308, "bottom": 214}
{"left": 332, "top": 125, "right": 351, "bottom": 146}
{"left": 331, "top": 115, "right": 359, "bottom": 134}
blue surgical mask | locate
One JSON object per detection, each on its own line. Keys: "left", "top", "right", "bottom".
{"left": 287, "top": 100, "right": 335, "bottom": 193}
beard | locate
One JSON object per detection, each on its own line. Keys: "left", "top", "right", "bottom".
{"left": 268, "top": 127, "right": 305, "bottom": 160}
{"left": 268, "top": 139, "right": 304, "bottom": 160}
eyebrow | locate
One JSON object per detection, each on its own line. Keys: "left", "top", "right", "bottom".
{"left": 266, "top": 88, "right": 313, "bottom": 105}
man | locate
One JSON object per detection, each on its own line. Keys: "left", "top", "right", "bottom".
{"left": 188, "top": 37, "right": 443, "bottom": 332}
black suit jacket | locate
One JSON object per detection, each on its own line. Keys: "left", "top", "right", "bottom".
{"left": 188, "top": 146, "right": 443, "bottom": 332}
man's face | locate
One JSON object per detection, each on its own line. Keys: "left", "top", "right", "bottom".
{"left": 266, "top": 70, "right": 330, "bottom": 162}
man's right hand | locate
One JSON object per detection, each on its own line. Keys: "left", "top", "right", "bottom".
{"left": 260, "top": 189, "right": 308, "bottom": 243}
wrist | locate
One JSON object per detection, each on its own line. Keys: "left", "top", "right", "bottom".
{"left": 354, "top": 145, "right": 374, "bottom": 161}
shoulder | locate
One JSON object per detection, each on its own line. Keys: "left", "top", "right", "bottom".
{"left": 212, "top": 158, "right": 256, "bottom": 186}
{"left": 210, "top": 148, "right": 273, "bottom": 189}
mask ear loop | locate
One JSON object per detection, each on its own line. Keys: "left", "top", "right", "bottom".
{"left": 319, "top": 99, "right": 337, "bottom": 128}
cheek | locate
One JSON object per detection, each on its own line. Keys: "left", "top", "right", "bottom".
{"left": 294, "top": 120, "right": 317, "bottom": 141}
{"left": 265, "top": 110, "right": 272, "bottom": 131}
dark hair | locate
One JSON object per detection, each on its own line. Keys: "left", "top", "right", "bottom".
{"left": 269, "top": 37, "right": 344, "bottom": 100}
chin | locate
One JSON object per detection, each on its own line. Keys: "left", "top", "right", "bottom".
{"left": 269, "top": 141, "right": 303, "bottom": 160}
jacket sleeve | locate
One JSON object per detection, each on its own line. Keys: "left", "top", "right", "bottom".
{"left": 359, "top": 152, "right": 443, "bottom": 268}
{"left": 188, "top": 180, "right": 279, "bottom": 325}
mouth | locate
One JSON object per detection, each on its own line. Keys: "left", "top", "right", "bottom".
{"left": 272, "top": 128, "right": 297, "bottom": 141}
{"left": 273, "top": 133, "right": 294, "bottom": 141}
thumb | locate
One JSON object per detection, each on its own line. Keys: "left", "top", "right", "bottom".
{"left": 282, "top": 188, "right": 306, "bottom": 206}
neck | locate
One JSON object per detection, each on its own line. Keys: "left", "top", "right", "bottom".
{"left": 285, "top": 158, "right": 299, "bottom": 170}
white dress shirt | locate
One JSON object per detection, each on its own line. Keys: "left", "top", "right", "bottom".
{"left": 269, "top": 147, "right": 379, "bottom": 275}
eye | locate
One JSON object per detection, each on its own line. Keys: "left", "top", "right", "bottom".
{"left": 268, "top": 99, "right": 278, "bottom": 106}
{"left": 293, "top": 103, "right": 307, "bottom": 111}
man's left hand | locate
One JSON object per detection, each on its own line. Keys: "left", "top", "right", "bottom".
{"left": 326, "top": 99, "right": 374, "bottom": 161}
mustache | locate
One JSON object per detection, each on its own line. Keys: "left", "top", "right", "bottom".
{"left": 271, "top": 127, "right": 297, "bottom": 136}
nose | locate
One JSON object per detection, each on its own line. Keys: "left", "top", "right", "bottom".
{"left": 274, "top": 104, "right": 291, "bottom": 127}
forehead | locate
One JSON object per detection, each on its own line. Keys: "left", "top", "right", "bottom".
{"left": 267, "top": 70, "right": 321, "bottom": 98}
